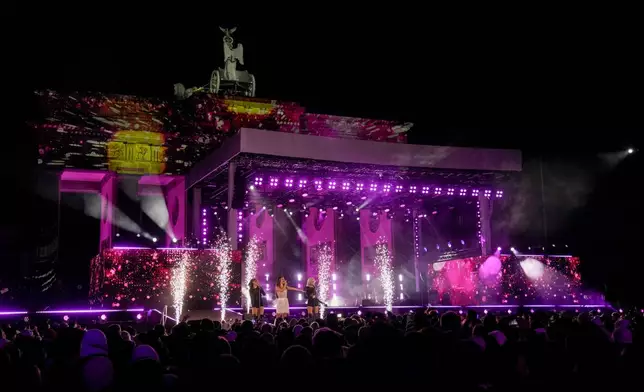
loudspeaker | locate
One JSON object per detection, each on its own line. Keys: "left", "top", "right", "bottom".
{"left": 231, "top": 171, "right": 246, "bottom": 209}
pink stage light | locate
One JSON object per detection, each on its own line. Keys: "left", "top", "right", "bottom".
{"left": 0, "top": 311, "right": 28, "bottom": 316}
{"left": 36, "top": 308, "right": 144, "bottom": 314}
{"left": 254, "top": 177, "right": 263, "bottom": 186}
{"left": 434, "top": 187, "right": 442, "bottom": 195}
{"left": 356, "top": 183, "right": 364, "bottom": 191}
{"left": 285, "top": 178, "right": 293, "bottom": 187}
{"left": 459, "top": 189, "right": 467, "bottom": 196}
{"left": 395, "top": 185, "right": 403, "bottom": 193}
{"left": 472, "top": 189, "right": 480, "bottom": 196}
{"left": 447, "top": 188, "right": 455, "bottom": 195}
{"left": 328, "top": 180, "right": 336, "bottom": 190}
{"left": 369, "top": 183, "right": 377, "bottom": 192}
{"left": 100, "top": 314, "right": 107, "bottom": 321}
{"left": 342, "top": 182, "right": 350, "bottom": 190}
{"left": 269, "top": 177, "right": 279, "bottom": 187}
{"left": 421, "top": 186, "right": 430, "bottom": 194}
{"left": 383, "top": 184, "right": 391, "bottom": 193}
{"left": 496, "top": 190, "right": 503, "bottom": 198}
{"left": 298, "top": 179, "right": 307, "bottom": 188}
{"left": 63, "top": 315, "right": 70, "bottom": 321}
{"left": 136, "top": 313, "right": 143, "bottom": 320}
{"left": 409, "top": 185, "right": 417, "bottom": 193}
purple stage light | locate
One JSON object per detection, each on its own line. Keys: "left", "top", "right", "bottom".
{"left": 356, "top": 183, "right": 364, "bottom": 191}
{"left": 421, "top": 186, "right": 430, "bottom": 194}
{"left": 434, "top": 187, "right": 442, "bottom": 195}
{"left": 302, "top": 193, "right": 308, "bottom": 197}
{"left": 447, "top": 188, "right": 455, "bottom": 196}
{"left": 254, "top": 177, "right": 263, "bottom": 186}
{"left": 346, "top": 201, "right": 352, "bottom": 205}
{"left": 269, "top": 177, "right": 279, "bottom": 187}
{"left": 472, "top": 189, "right": 480, "bottom": 196}
{"left": 0, "top": 311, "right": 28, "bottom": 316}
{"left": 328, "top": 180, "right": 336, "bottom": 190}
{"left": 395, "top": 185, "right": 403, "bottom": 193}
{"left": 342, "top": 182, "right": 350, "bottom": 190}
{"left": 484, "top": 190, "right": 492, "bottom": 198}
{"left": 63, "top": 315, "right": 69, "bottom": 321}
{"left": 285, "top": 178, "right": 293, "bottom": 187}
{"left": 496, "top": 190, "right": 503, "bottom": 198}
{"left": 35, "top": 308, "right": 145, "bottom": 314}
{"left": 136, "top": 313, "right": 143, "bottom": 320}
{"left": 459, "top": 189, "right": 467, "bottom": 196}
{"left": 298, "top": 179, "right": 307, "bottom": 188}
{"left": 288, "top": 198, "right": 295, "bottom": 203}
{"left": 369, "top": 183, "right": 377, "bottom": 192}
{"left": 100, "top": 314, "right": 107, "bottom": 321}
{"left": 409, "top": 185, "right": 417, "bottom": 193}
{"left": 383, "top": 184, "right": 391, "bottom": 193}
{"left": 314, "top": 180, "right": 323, "bottom": 190}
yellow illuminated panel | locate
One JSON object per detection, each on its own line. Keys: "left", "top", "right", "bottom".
{"left": 224, "top": 99, "right": 274, "bottom": 115}
{"left": 108, "top": 131, "right": 166, "bottom": 174}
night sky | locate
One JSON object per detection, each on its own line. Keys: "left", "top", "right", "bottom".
{"left": 7, "top": 7, "right": 643, "bottom": 304}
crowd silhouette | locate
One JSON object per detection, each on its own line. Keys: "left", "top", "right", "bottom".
{"left": 0, "top": 308, "right": 641, "bottom": 392}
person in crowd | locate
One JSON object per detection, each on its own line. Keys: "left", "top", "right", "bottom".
{"left": 0, "top": 307, "right": 640, "bottom": 391}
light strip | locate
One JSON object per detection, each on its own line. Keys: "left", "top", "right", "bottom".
{"left": 0, "top": 311, "right": 28, "bottom": 316}
{"left": 35, "top": 308, "right": 145, "bottom": 314}
{"left": 112, "top": 247, "right": 202, "bottom": 251}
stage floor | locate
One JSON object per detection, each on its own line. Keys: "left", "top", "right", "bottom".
{"left": 0, "top": 303, "right": 613, "bottom": 319}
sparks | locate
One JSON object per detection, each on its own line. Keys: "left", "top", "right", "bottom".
{"left": 375, "top": 240, "right": 394, "bottom": 312}
{"left": 171, "top": 253, "right": 188, "bottom": 321}
{"left": 214, "top": 234, "right": 233, "bottom": 321}
{"left": 243, "top": 236, "right": 260, "bottom": 313}
{"left": 316, "top": 242, "right": 333, "bottom": 318}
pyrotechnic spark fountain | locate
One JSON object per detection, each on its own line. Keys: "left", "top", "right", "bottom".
{"left": 375, "top": 240, "right": 394, "bottom": 312}
{"left": 214, "top": 235, "right": 233, "bottom": 320}
{"left": 243, "top": 236, "right": 260, "bottom": 312}
{"left": 171, "top": 253, "right": 188, "bottom": 321}
{"left": 317, "top": 242, "right": 333, "bottom": 318}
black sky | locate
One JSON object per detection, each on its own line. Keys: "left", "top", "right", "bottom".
{"left": 14, "top": 6, "right": 641, "bottom": 152}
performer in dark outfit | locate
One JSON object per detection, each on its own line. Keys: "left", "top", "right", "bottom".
{"left": 305, "top": 278, "right": 321, "bottom": 318}
{"left": 248, "top": 278, "right": 266, "bottom": 319}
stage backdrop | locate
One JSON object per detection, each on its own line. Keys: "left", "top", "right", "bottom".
{"left": 427, "top": 255, "right": 593, "bottom": 306}
{"left": 163, "top": 177, "right": 186, "bottom": 247}
{"left": 99, "top": 174, "right": 116, "bottom": 251}
{"left": 360, "top": 209, "right": 393, "bottom": 299}
{"left": 248, "top": 207, "right": 275, "bottom": 294}
{"left": 304, "top": 208, "right": 337, "bottom": 283}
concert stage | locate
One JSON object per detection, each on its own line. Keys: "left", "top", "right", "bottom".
{"left": 21, "top": 28, "right": 606, "bottom": 321}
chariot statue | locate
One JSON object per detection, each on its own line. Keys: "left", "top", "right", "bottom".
{"left": 210, "top": 27, "right": 256, "bottom": 97}
{"left": 174, "top": 27, "right": 256, "bottom": 100}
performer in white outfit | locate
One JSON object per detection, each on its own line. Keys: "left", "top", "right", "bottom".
{"left": 275, "top": 276, "right": 303, "bottom": 319}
